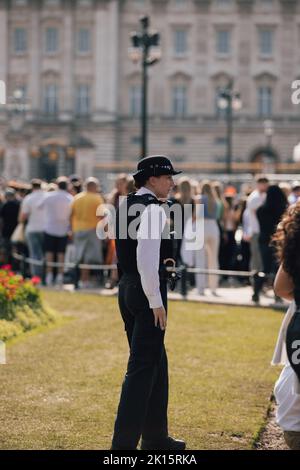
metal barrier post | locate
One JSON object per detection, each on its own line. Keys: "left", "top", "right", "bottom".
{"left": 42, "top": 258, "right": 47, "bottom": 286}
{"left": 74, "top": 263, "right": 80, "bottom": 290}
{"left": 21, "top": 254, "right": 27, "bottom": 278}
{"left": 181, "top": 265, "right": 187, "bottom": 298}
{"left": 253, "top": 270, "right": 266, "bottom": 298}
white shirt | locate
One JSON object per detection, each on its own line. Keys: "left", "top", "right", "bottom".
{"left": 136, "top": 187, "right": 167, "bottom": 309}
{"left": 288, "top": 193, "right": 299, "bottom": 205}
{"left": 274, "top": 364, "right": 300, "bottom": 432}
{"left": 246, "top": 189, "right": 266, "bottom": 236}
{"left": 41, "top": 190, "right": 73, "bottom": 237}
{"left": 21, "top": 190, "right": 47, "bottom": 233}
{"left": 242, "top": 208, "right": 251, "bottom": 239}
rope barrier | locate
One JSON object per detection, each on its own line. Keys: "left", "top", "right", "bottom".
{"left": 178, "top": 267, "right": 257, "bottom": 277}
{"left": 11, "top": 251, "right": 265, "bottom": 298}
{"left": 12, "top": 253, "right": 118, "bottom": 270}
{"left": 12, "top": 252, "right": 256, "bottom": 277}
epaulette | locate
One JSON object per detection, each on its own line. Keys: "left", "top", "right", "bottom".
{"left": 128, "top": 193, "right": 160, "bottom": 206}
{"left": 161, "top": 199, "right": 174, "bottom": 208}
{"left": 127, "top": 193, "right": 174, "bottom": 207}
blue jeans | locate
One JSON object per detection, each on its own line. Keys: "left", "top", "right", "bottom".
{"left": 25, "top": 231, "right": 44, "bottom": 277}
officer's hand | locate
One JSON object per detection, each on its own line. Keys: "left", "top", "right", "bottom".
{"left": 153, "top": 306, "right": 167, "bottom": 331}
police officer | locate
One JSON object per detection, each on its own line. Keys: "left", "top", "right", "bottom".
{"left": 111, "top": 155, "right": 186, "bottom": 450}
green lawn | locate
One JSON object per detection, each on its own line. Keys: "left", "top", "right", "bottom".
{"left": 0, "top": 291, "right": 283, "bottom": 450}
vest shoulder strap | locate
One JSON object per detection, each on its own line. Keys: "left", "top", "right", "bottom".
{"left": 127, "top": 192, "right": 160, "bottom": 207}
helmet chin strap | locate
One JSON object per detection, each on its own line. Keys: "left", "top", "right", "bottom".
{"left": 144, "top": 180, "right": 159, "bottom": 196}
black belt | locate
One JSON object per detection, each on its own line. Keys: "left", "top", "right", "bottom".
{"left": 120, "top": 259, "right": 180, "bottom": 290}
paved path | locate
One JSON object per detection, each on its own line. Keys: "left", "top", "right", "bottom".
{"left": 255, "top": 402, "right": 288, "bottom": 450}
{"left": 169, "top": 286, "right": 288, "bottom": 310}
{"left": 42, "top": 284, "right": 288, "bottom": 311}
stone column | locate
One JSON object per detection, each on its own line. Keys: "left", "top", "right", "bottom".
{"left": 107, "top": 0, "right": 119, "bottom": 115}
{"left": 94, "top": 1, "right": 108, "bottom": 119}
{"left": 237, "top": 1, "right": 253, "bottom": 116}
{"left": 29, "top": 154, "right": 40, "bottom": 180}
{"left": 29, "top": 1, "right": 41, "bottom": 112}
{"left": 94, "top": 0, "right": 119, "bottom": 119}
{"left": 76, "top": 148, "right": 94, "bottom": 179}
{"left": 57, "top": 147, "right": 67, "bottom": 175}
{"left": 279, "top": 1, "right": 297, "bottom": 115}
{"left": 61, "top": 0, "right": 73, "bottom": 120}
{"left": 5, "top": 144, "right": 27, "bottom": 180}
{"left": 0, "top": 1, "right": 7, "bottom": 112}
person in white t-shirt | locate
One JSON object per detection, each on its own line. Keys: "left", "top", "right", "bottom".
{"left": 40, "top": 176, "right": 73, "bottom": 286}
{"left": 19, "top": 179, "right": 47, "bottom": 278}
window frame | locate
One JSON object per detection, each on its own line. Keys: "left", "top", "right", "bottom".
{"left": 258, "top": 28, "right": 274, "bottom": 58}
{"left": 44, "top": 27, "right": 59, "bottom": 55}
{"left": 75, "top": 84, "right": 91, "bottom": 116}
{"left": 172, "top": 85, "right": 187, "bottom": 118}
{"left": 216, "top": 28, "right": 231, "bottom": 57}
{"left": 173, "top": 29, "right": 188, "bottom": 57}
{"left": 129, "top": 85, "right": 142, "bottom": 117}
{"left": 13, "top": 27, "right": 27, "bottom": 55}
{"left": 43, "top": 83, "right": 59, "bottom": 115}
{"left": 257, "top": 85, "right": 273, "bottom": 117}
{"left": 76, "top": 28, "right": 91, "bottom": 55}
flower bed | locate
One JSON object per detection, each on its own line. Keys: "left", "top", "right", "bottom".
{"left": 0, "top": 265, "right": 58, "bottom": 342}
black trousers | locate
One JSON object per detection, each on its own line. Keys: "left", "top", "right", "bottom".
{"left": 112, "top": 273, "right": 168, "bottom": 450}
{"left": 253, "top": 241, "right": 278, "bottom": 297}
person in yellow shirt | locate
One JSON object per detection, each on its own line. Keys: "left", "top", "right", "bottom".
{"left": 71, "top": 177, "right": 104, "bottom": 288}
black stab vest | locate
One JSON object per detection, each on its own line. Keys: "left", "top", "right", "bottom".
{"left": 115, "top": 193, "right": 173, "bottom": 277}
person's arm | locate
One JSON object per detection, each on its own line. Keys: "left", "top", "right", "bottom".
{"left": 247, "top": 193, "right": 263, "bottom": 212}
{"left": 137, "top": 204, "right": 167, "bottom": 329}
{"left": 274, "top": 264, "right": 294, "bottom": 301}
{"left": 137, "top": 204, "right": 166, "bottom": 308}
{"left": 18, "top": 199, "right": 29, "bottom": 224}
{"left": 95, "top": 195, "right": 106, "bottom": 223}
{"left": 69, "top": 202, "right": 74, "bottom": 230}
{"left": 19, "top": 211, "right": 28, "bottom": 224}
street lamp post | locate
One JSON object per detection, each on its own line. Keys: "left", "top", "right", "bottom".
{"left": 218, "top": 80, "right": 242, "bottom": 174}
{"left": 5, "top": 88, "right": 31, "bottom": 179}
{"left": 6, "top": 88, "right": 30, "bottom": 132}
{"left": 129, "top": 16, "right": 161, "bottom": 158}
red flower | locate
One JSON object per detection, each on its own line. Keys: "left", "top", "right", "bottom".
{"left": 31, "top": 276, "right": 41, "bottom": 285}
{"left": 1, "top": 264, "right": 12, "bottom": 271}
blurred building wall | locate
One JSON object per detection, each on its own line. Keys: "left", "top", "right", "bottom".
{"left": 0, "top": 0, "right": 299, "bottom": 181}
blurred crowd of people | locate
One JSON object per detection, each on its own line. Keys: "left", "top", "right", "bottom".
{"left": 0, "top": 174, "right": 134, "bottom": 289}
{"left": 0, "top": 172, "right": 299, "bottom": 302}
{"left": 177, "top": 174, "right": 293, "bottom": 303}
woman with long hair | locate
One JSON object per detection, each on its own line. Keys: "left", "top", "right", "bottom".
{"left": 175, "top": 177, "right": 196, "bottom": 265}
{"left": 271, "top": 201, "right": 300, "bottom": 450}
{"left": 212, "top": 182, "right": 229, "bottom": 278}
{"left": 197, "top": 180, "right": 220, "bottom": 295}
{"left": 105, "top": 174, "right": 130, "bottom": 289}
{"left": 108, "top": 173, "right": 130, "bottom": 208}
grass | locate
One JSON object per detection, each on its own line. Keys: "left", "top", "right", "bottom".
{"left": 0, "top": 291, "right": 284, "bottom": 450}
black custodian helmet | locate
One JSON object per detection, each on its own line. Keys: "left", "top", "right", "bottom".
{"left": 133, "top": 155, "right": 182, "bottom": 181}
